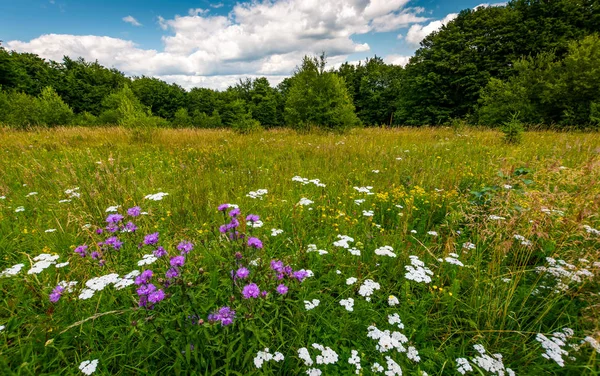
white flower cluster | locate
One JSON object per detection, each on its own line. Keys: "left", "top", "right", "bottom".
{"left": 513, "top": 234, "right": 532, "bottom": 246}
{"left": 246, "top": 189, "right": 268, "bottom": 199}
{"left": 271, "top": 228, "right": 283, "bottom": 236}
{"left": 137, "top": 254, "right": 158, "bottom": 266}
{"left": 371, "top": 362, "right": 384, "bottom": 372}
{"left": 58, "top": 280, "right": 78, "bottom": 292}
{"left": 253, "top": 348, "right": 284, "bottom": 369}
{"left": 536, "top": 328, "right": 574, "bottom": 367}
{"left": 292, "top": 176, "right": 326, "bottom": 187}
{"left": 1, "top": 263, "right": 25, "bottom": 278}
{"left": 15, "top": 206, "right": 25, "bottom": 212}
{"left": 79, "top": 272, "right": 137, "bottom": 299}
{"left": 144, "top": 192, "right": 169, "bottom": 201}
{"left": 0, "top": 325, "right": 5, "bottom": 332}
{"left": 333, "top": 234, "right": 354, "bottom": 248}
{"left": 444, "top": 253, "right": 464, "bottom": 267}
{"left": 26, "top": 192, "right": 38, "bottom": 197}
{"left": 541, "top": 207, "right": 565, "bottom": 216}
{"left": 354, "top": 199, "right": 365, "bottom": 205}
{"left": 65, "top": 187, "right": 80, "bottom": 198}
{"left": 363, "top": 210, "right": 374, "bottom": 217}
{"left": 583, "top": 336, "right": 600, "bottom": 353}
{"left": 462, "top": 242, "right": 476, "bottom": 250}
{"left": 339, "top": 298, "right": 354, "bottom": 312}
{"left": 367, "top": 326, "right": 408, "bottom": 353}
{"left": 375, "top": 246, "right": 396, "bottom": 258}
{"left": 456, "top": 357, "right": 473, "bottom": 374}
{"left": 105, "top": 205, "right": 121, "bottom": 212}
{"left": 467, "top": 344, "right": 515, "bottom": 375}
{"left": 358, "top": 279, "right": 380, "bottom": 301}
{"left": 348, "top": 247, "right": 361, "bottom": 256}
{"left": 427, "top": 231, "right": 438, "bottom": 237}
{"left": 583, "top": 224, "right": 600, "bottom": 235}
{"left": 298, "top": 347, "right": 313, "bottom": 366}
{"left": 488, "top": 215, "right": 506, "bottom": 220}
{"left": 404, "top": 256, "right": 433, "bottom": 284}
{"left": 346, "top": 277, "right": 358, "bottom": 285}
{"left": 313, "top": 343, "right": 339, "bottom": 365}
{"left": 388, "top": 295, "right": 399, "bottom": 306}
{"left": 387, "top": 313, "right": 404, "bottom": 329}
{"left": 535, "top": 258, "right": 594, "bottom": 293}
{"left": 384, "top": 356, "right": 402, "bottom": 375}
{"left": 28, "top": 254, "right": 60, "bottom": 274}
{"left": 354, "top": 186, "right": 374, "bottom": 195}
{"left": 114, "top": 270, "right": 140, "bottom": 290}
{"left": 79, "top": 359, "right": 99, "bottom": 375}
{"left": 307, "top": 244, "right": 328, "bottom": 255}
{"left": 304, "top": 299, "right": 320, "bottom": 310}
{"left": 348, "top": 350, "right": 361, "bottom": 374}
{"left": 298, "top": 197, "right": 314, "bottom": 206}
{"left": 249, "top": 220, "right": 264, "bottom": 228}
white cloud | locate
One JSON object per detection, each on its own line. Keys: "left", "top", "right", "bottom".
{"left": 122, "top": 15, "right": 142, "bottom": 27}
{"left": 8, "top": 0, "right": 431, "bottom": 90}
{"left": 473, "top": 2, "right": 507, "bottom": 10}
{"left": 210, "top": 2, "right": 224, "bottom": 8}
{"left": 405, "top": 12, "right": 458, "bottom": 46}
{"left": 384, "top": 54, "right": 410, "bottom": 67}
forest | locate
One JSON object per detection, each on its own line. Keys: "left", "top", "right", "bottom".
{"left": 1, "top": 0, "right": 599, "bottom": 130}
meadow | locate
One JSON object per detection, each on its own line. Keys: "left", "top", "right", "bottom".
{"left": 0, "top": 126, "right": 598, "bottom": 375}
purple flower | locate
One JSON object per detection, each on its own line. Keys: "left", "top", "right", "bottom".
{"left": 209, "top": 306, "right": 236, "bottom": 326}
{"left": 276, "top": 284, "right": 288, "bottom": 295}
{"left": 170, "top": 255, "right": 185, "bottom": 267}
{"left": 270, "top": 260, "right": 284, "bottom": 272}
{"left": 247, "top": 237, "right": 263, "bottom": 249}
{"left": 235, "top": 252, "right": 243, "bottom": 260}
{"left": 74, "top": 245, "right": 88, "bottom": 257}
{"left": 293, "top": 270, "right": 309, "bottom": 282}
{"left": 242, "top": 283, "right": 260, "bottom": 299}
{"left": 229, "top": 231, "right": 244, "bottom": 241}
{"left": 127, "top": 206, "right": 142, "bottom": 217}
{"left": 218, "top": 204, "right": 230, "bottom": 212}
{"left": 95, "top": 228, "right": 104, "bottom": 235}
{"left": 148, "top": 289, "right": 165, "bottom": 304}
{"left": 137, "top": 283, "right": 156, "bottom": 296}
{"left": 123, "top": 221, "right": 137, "bottom": 233}
{"left": 246, "top": 214, "right": 260, "bottom": 222}
{"left": 91, "top": 251, "right": 100, "bottom": 260}
{"left": 144, "top": 232, "right": 159, "bottom": 246}
{"left": 236, "top": 267, "right": 250, "bottom": 279}
{"left": 105, "top": 223, "right": 119, "bottom": 233}
{"left": 105, "top": 236, "right": 123, "bottom": 250}
{"left": 49, "top": 285, "right": 65, "bottom": 303}
{"left": 99, "top": 259, "right": 106, "bottom": 267}
{"left": 166, "top": 267, "right": 180, "bottom": 279}
{"left": 227, "top": 218, "right": 240, "bottom": 230}
{"left": 153, "top": 246, "right": 167, "bottom": 258}
{"left": 177, "top": 241, "right": 194, "bottom": 255}
{"left": 106, "top": 213, "right": 124, "bottom": 224}
{"left": 135, "top": 270, "right": 153, "bottom": 285}
{"left": 138, "top": 295, "right": 148, "bottom": 307}
{"left": 228, "top": 208, "right": 241, "bottom": 217}
{"left": 219, "top": 225, "right": 228, "bottom": 233}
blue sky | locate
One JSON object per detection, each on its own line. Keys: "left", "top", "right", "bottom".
{"left": 1, "top": 0, "right": 502, "bottom": 90}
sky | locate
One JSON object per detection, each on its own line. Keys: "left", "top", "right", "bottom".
{"left": 0, "top": 0, "right": 504, "bottom": 90}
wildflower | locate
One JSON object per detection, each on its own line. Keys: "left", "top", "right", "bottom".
{"left": 242, "top": 283, "right": 260, "bottom": 299}
{"left": 91, "top": 251, "right": 100, "bottom": 260}
{"left": 79, "top": 359, "right": 99, "bottom": 375}
{"left": 388, "top": 295, "right": 399, "bottom": 306}
{"left": 75, "top": 245, "right": 88, "bottom": 257}
{"left": 371, "top": 363, "right": 384, "bottom": 372}
{"left": 236, "top": 267, "right": 250, "bottom": 279}
{"left": 488, "top": 215, "right": 506, "bottom": 220}
{"left": 407, "top": 346, "right": 420, "bottom": 362}
{"left": 346, "top": 277, "right": 358, "bottom": 285}
{"left": 583, "top": 224, "right": 600, "bottom": 235}
{"left": 271, "top": 228, "right": 283, "bottom": 236}
{"left": 307, "top": 244, "right": 328, "bottom": 255}
{"left": 246, "top": 189, "right": 268, "bottom": 199}
{"left": 536, "top": 328, "right": 574, "bottom": 367}
{"left": 354, "top": 186, "right": 374, "bottom": 195}
{"left": 148, "top": 289, "right": 166, "bottom": 304}
{"left": 298, "top": 347, "right": 314, "bottom": 366}
{"left": 358, "top": 279, "right": 380, "bottom": 301}
{"left": 122, "top": 221, "right": 137, "bottom": 233}
{"left": 363, "top": 210, "right": 374, "bottom": 217}
{"left": 388, "top": 313, "right": 404, "bottom": 329}
{"left": 405, "top": 256, "right": 433, "bottom": 284}
{"left": 348, "top": 349, "right": 361, "bottom": 374}
{"left": 348, "top": 247, "right": 361, "bottom": 256}
{"left": 45, "top": 229, "right": 57, "bottom": 233}
{"left": 229, "top": 208, "right": 241, "bottom": 217}
{"left": 143, "top": 232, "right": 159, "bottom": 246}
{"left": 15, "top": 206, "right": 25, "bottom": 212}
{"left": 247, "top": 237, "right": 263, "bottom": 249}
{"left": 0, "top": 325, "right": 4, "bottom": 331}
{"left": 55, "top": 262, "right": 69, "bottom": 268}
{"left": 177, "top": 241, "right": 194, "bottom": 255}
{"left": 444, "top": 255, "right": 464, "bottom": 267}
{"left": 254, "top": 348, "right": 284, "bottom": 368}
{"left": 333, "top": 234, "right": 354, "bottom": 248}
{"left": 135, "top": 270, "right": 153, "bottom": 285}
{"left": 127, "top": 206, "right": 141, "bottom": 217}
{"left": 170, "top": 256, "right": 185, "bottom": 268}
{"left": 298, "top": 197, "right": 314, "bottom": 206}
{"left": 28, "top": 254, "right": 60, "bottom": 274}
{"left": 456, "top": 358, "right": 473, "bottom": 374}
{"left": 276, "top": 284, "right": 288, "bottom": 295}
{"left": 340, "top": 298, "right": 354, "bottom": 312}
{"left": 293, "top": 270, "right": 309, "bottom": 282}
{"left": 374, "top": 246, "right": 396, "bottom": 257}
{"left": 209, "top": 306, "right": 236, "bottom": 326}
{"left": 462, "top": 242, "right": 476, "bottom": 250}
{"left": 304, "top": 299, "right": 320, "bottom": 310}
{"left": 145, "top": 192, "right": 169, "bottom": 201}
{"left": 166, "top": 267, "right": 180, "bottom": 279}
{"left": 385, "top": 356, "right": 402, "bottom": 375}
{"left": 427, "top": 231, "right": 438, "bottom": 237}
{"left": 271, "top": 260, "right": 284, "bottom": 272}
{"left": 78, "top": 289, "right": 95, "bottom": 300}
{"left": 106, "top": 214, "right": 124, "bottom": 224}
{"left": 137, "top": 254, "right": 158, "bottom": 266}
{"left": 104, "top": 236, "right": 123, "bottom": 250}
{"left": 153, "top": 246, "right": 167, "bottom": 257}
{"left": 49, "top": 285, "right": 65, "bottom": 303}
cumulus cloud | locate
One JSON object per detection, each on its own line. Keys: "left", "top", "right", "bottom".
{"left": 122, "top": 15, "right": 142, "bottom": 27}
{"left": 7, "top": 0, "right": 432, "bottom": 89}
{"left": 384, "top": 54, "right": 410, "bottom": 67}
{"left": 405, "top": 13, "right": 458, "bottom": 46}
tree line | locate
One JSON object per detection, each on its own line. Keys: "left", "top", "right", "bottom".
{"left": 1, "top": 0, "right": 599, "bottom": 130}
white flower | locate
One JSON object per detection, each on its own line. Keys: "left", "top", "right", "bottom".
{"left": 407, "top": 346, "right": 420, "bottom": 362}
{"left": 292, "top": 176, "right": 326, "bottom": 187}
{"left": 105, "top": 205, "right": 120, "bottom": 212}
{"left": 45, "top": 229, "right": 57, "bottom": 233}
{"left": 385, "top": 356, "right": 402, "bottom": 375}
{"left": 372, "top": 362, "right": 384, "bottom": 372}
{"left": 388, "top": 295, "right": 399, "bottom": 306}
{"left": 79, "top": 359, "right": 99, "bottom": 375}
{"left": 462, "top": 242, "right": 476, "bottom": 250}
{"left": 375, "top": 246, "right": 396, "bottom": 258}
{"left": 513, "top": 234, "right": 532, "bottom": 246}
{"left": 583, "top": 225, "right": 600, "bottom": 236}
{"left": 427, "top": 231, "right": 438, "bottom": 237}
{"left": 85, "top": 273, "right": 120, "bottom": 291}
{"left": 28, "top": 254, "right": 60, "bottom": 274}
{"left": 306, "top": 369, "right": 322, "bottom": 376}
{"left": 0, "top": 196, "right": 5, "bottom": 199}
{"left": 26, "top": 192, "right": 38, "bottom": 197}
{"left": 298, "top": 347, "right": 313, "bottom": 366}
{"left": 298, "top": 198, "right": 314, "bottom": 206}
{"left": 358, "top": 279, "right": 380, "bottom": 301}
{"left": 503, "top": 184, "right": 513, "bottom": 189}
{"left": 340, "top": 298, "right": 354, "bottom": 312}
{"left": 304, "top": 299, "right": 320, "bottom": 310}
{"left": 348, "top": 247, "right": 361, "bottom": 256}
{"left": 354, "top": 199, "right": 365, "bottom": 205}
{"left": 1, "top": 263, "right": 25, "bottom": 278}
{"left": 372, "top": 170, "right": 380, "bottom": 173}
{"left": 145, "top": 192, "right": 169, "bottom": 201}
{"left": 333, "top": 235, "right": 354, "bottom": 248}
{"left": 456, "top": 358, "right": 473, "bottom": 374}
{"left": 312, "top": 343, "right": 339, "bottom": 365}
{"left": 15, "top": 206, "right": 25, "bottom": 212}
{"left": 248, "top": 220, "right": 263, "bottom": 228}
{"left": 137, "top": 254, "right": 158, "bottom": 266}
{"left": 55, "top": 262, "right": 69, "bottom": 268}
{"left": 59, "top": 199, "right": 72, "bottom": 203}
{"left": 78, "top": 288, "right": 95, "bottom": 300}
{"left": 536, "top": 329, "right": 574, "bottom": 367}
{"left": 363, "top": 210, "right": 374, "bottom": 217}
{"left": 348, "top": 350, "right": 361, "bottom": 374}
{"left": 247, "top": 189, "right": 268, "bottom": 199}
{"left": 488, "top": 215, "right": 506, "bottom": 220}
{"left": 271, "top": 228, "right": 284, "bottom": 236}
{"left": 583, "top": 336, "right": 600, "bottom": 353}
{"left": 388, "top": 313, "right": 404, "bottom": 329}
{"left": 346, "top": 277, "right": 358, "bottom": 285}
{"left": 58, "top": 281, "right": 78, "bottom": 292}
{"left": 354, "top": 186, "right": 374, "bottom": 195}
{"left": 306, "top": 244, "right": 327, "bottom": 255}
{"left": 0, "top": 325, "right": 4, "bottom": 331}
{"left": 404, "top": 256, "right": 433, "bottom": 284}
{"left": 410, "top": 230, "right": 417, "bottom": 234}
{"left": 444, "top": 257, "right": 464, "bottom": 267}
{"left": 253, "top": 348, "right": 284, "bottom": 368}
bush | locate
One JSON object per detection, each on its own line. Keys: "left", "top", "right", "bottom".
{"left": 231, "top": 111, "right": 262, "bottom": 134}
{"left": 73, "top": 111, "right": 98, "bottom": 126}
{"left": 38, "top": 87, "right": 73, "bottom": 126}
{"left": 501, "top": 113, "right": 524, "bottom": 144}
{"left": 172, "top": 108, "right": 192, "bottom": 127}
{"left": 0, "top": 91, "right": 42, "bottom": 128}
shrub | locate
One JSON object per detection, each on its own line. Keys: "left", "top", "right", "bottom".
{"left": 501, "top": 113, "right": 524, "bottom": 144}
{"left": 172, "top": 108, "right": 192, "bottom": 128}
{"left": 231, "top": 111, "right": 262, "bottom": 134}
{"left": 38, "top": 87, "right": 74, "bottom": 126}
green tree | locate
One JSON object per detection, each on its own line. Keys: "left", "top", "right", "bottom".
{"left": 131, "top": 77, "right": 186, "bottom": 120}
{"left": 172, "top": 108, "right": 192, "bottom": 127}
{"left": 37, "top": 86, "right": 74, "bottom": 126}
{"left": 284, "top": 54, "right": 360, "bottom": 131}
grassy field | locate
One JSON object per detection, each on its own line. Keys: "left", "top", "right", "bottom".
{"left": 0, "top": 126, "right": 599, "bottom": 375}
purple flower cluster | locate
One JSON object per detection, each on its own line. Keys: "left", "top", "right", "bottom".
{"left": 177, "top": 241, "right": 194, "bottom": 255}
{"left": 235, "top": 267, "right": 250, "bottom": 279}
{"left": 153, "top": 246, "right": 167, "bottom": 258}
{"left": 144, "top": 232, "right": 159, "bottom": 246}
{"left": 247, "top": 237, "right": 263, "bottom": 249}
{"left": 246, "top": 214, "right": 259, "bottom": 222}
{"left": 74, "top": 245, "right": 88, "bottom": 257}
{"left": 49, "top": 285, "right": 64, "bottom": 303}
{"left": 135, "top": 270, "right": 165, "bottom": 308}
{"left": 127, "top": 206, "right": 141, "bottom": 217}
{"left": 166, "top": 255, "right": 185, "bottom": 280}
{"left": 208, "top": 306, "right": 236, "bottom": 326}
{"left": 270, "top": 259, "right": 308, "bottom": 282}
{"left": 104, "top": 236, "right": 123, "bottom": 250}
{"left": 242, "top": 283, "right": 262, "bottom": 299}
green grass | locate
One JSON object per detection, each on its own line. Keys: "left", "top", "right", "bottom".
{"left": 0, "top": 126, "right": 599, "bottom": 375}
